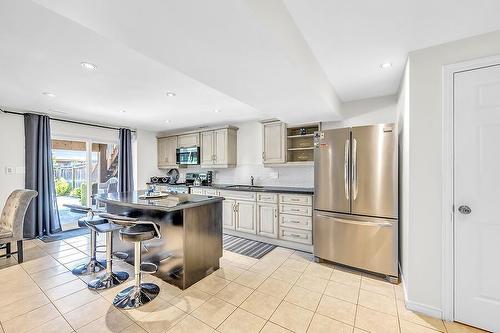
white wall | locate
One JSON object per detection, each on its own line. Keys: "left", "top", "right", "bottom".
{"left": 0, "top": 112, "right": 25, "bottom": 207}
{"left": 323, "top": 95, "right": 397, "bottom": 130}
{"left": 134, "top": 129, "right": 161, "bottom": 190}
{"left": 402, "top": 29, "right": 500, "bottom": 317}
{"left": 397, "top": 61, "right": 410, "bottom": 290}
{"left": 0, "top": 113, "right": 158, "bottom": 205}
{"left": 176, "top": 121, "right": 315, "bottom": 188}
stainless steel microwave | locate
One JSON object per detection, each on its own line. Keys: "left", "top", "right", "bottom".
{"left": 176, "top": 146, "right": 200, "bottom": 165}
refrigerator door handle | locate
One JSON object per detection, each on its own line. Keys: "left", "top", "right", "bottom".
{"left": 315, "top": 213, "right": 393, "bottom": 228}
{"left": 344, "top": 139, "right": 350, "bottom": 200}
{"left": 352, "top": 138, "right": 358, "bottom": 200}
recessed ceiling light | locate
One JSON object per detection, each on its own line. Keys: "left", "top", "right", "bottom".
{"left": 80, "top": 61, "right": 97, "bottom": 71}
{"left": 120, "top": 110, "right": 126, "bottom": 113}
{"left": 214, "top": 109, "right": 220, "bottom": 113}
{"left": 166, "top": 92, "right": 176, "bottom": 97}
{"left": 380, "top": 62, "right": 392, "bottom": 69}
{"left": 165, "top": 120, "right": 171, "bottom": 124}
{"left": 42, "top": 92, "right": 56, "bottom": 98}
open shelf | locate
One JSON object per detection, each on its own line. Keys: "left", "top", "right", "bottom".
{"left": 287, "top": 134, "right": 315, "bottom": 138}
{"left": 287, "top": 147, "right": 314, "bottom": 151}
{"left": 286, "top": 124, "right": 319, "bottom": 163}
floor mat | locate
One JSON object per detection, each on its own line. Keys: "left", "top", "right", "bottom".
{"left": 39, "top": 227, "right": 88, "bottom": 243}
{"left": 223, "top": 234, "right": 276, "bottom": 259}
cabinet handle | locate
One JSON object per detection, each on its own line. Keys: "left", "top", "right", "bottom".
{"left": 262, "top": 152, "right": 265, "bottom": 160}
{"left": 274, "top": 209, "right": 278, "bottom": 218}
{"left": 291, "top": 208, "right": 300, "bottom": 212}
{"left": 288, "top": 220, "right": 300, "bottom": 224}
{"left": 289, "top": 233, "right": 303, "bottom": 238}
{"left": 291, "top": 198, "right": 300, "bottom": 202}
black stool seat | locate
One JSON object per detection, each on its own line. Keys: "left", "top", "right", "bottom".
{"left": 93, "top": 223, "right": 123, "bottom": 234}
{"left": 78, "top": 216, "right": 107, "bottom": 228}
{"left": 119, "top": 224, "right": 157, "bottom": 243}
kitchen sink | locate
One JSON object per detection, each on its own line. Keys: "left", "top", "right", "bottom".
{"left": 226, "top": 185, "right": 266, "bottom": 191}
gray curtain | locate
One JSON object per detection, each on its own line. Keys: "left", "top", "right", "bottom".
{"left": 24, "top": 114, "right": 61, "bottom": 237}
{"left": 118, "top": 128, "right": 134, "bottom": 192}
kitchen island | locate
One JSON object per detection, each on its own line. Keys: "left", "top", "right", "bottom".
{"left": 96, "top": 191, "right": 223, "bottom": 290}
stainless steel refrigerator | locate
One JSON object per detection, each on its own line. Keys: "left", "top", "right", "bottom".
{"left": 313, "top": 124, "right": 398, "bottom": 282}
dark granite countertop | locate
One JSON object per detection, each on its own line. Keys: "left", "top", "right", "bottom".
{"left": 96, "top": 190, "right": 223, "bottom": 212}
{"left": 150, "top": 183, "right": 314, "bottom": 195}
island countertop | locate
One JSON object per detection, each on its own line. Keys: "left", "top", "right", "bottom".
{"left": 96, "top": 190, "right": 224, "bottom": 212}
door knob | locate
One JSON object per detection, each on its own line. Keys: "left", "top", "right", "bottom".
{"left": 458, "top": 205, "right": 472, "bottom": 215}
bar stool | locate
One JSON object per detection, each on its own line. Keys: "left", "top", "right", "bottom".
{"left": 64, "top": 204, "right": 107, "bottom": 275}
{"left": 86, "top": 221, "right": 130, "bottom": 290}
{"left": 99, "top": 213, "right": 161, "bottom": 309}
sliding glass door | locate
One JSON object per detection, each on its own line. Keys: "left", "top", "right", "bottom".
{"left": 52, "top": 137, "right": 118, "bottom": 230}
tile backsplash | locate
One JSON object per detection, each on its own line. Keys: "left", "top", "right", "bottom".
{"left": 177, "top": 164, "right": 314, "bottom": 188}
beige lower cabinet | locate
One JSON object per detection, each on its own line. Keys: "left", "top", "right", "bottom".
{"left": 235, "top": 200, "right": 256, "bottom": 234}
{"left": 220, "top": 190, "right": 313, "bottom": 248}
{"left": 257, "top": 203, "right": 278, "bottom": 238}
{"left": 223, "top": 199, "right": 236, "bottom": 230}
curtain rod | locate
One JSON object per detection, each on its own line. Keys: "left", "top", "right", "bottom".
{"left": 0, "top": 108, "right": 136, "bottom": 133}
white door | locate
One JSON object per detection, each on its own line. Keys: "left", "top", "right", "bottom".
{"left": 454, "top": 64, "right": 500, "bottom": 332}
{"left": 257, "top": 203, "right": 278, "bottom": 238}
{"left": 201, "top": 131, "right": 214, "bottom": 166}
{"left": 262, "top": 122, "right": 286, "bottom": 164}
{"left": 214, "top": 129, "right": 227, "bottom": 165}
{"left": 222, "top": 199, "right": 236, "bottom": 230}
{"left": 235, "top": 201, "right": 256, "bottom": 234}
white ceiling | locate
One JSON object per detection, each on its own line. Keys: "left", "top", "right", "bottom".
{"left": 1, "top": 0, "right": 500, "bottom": 130}
{"left": 285, "top": 0, "right": 500, "bottom": 101}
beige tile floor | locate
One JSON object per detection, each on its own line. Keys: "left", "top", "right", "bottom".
{"left": 0, "top": 235, "right": 489, "bottom": 333}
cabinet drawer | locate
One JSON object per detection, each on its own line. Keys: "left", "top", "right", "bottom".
{"left": 218, "top": 190, "right": 256, "bottom": 201}
{"left": 279, "top": 194, "right": 312, "bottom": 206}
{"left": 279, "top": 214, "right": 312, "bottom": 230}
{"left": 279, "top": 227, "right": 312, "bottom": 244}
{"left": 257, "top": 193, "right": 278, "bottom": 204}
{"left": 205, "top": 189, "right": 218, "bottom": 196}
{"left": 280, "top": 204, "right": 312, "bottom": 216}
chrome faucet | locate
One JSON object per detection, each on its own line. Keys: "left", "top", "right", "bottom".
{"left": 250, "top": 176, "right": 254, "bottom": 186}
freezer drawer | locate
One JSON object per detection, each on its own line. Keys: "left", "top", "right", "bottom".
{"left": 313, "top": 211, "right": 398, "bottom": 277}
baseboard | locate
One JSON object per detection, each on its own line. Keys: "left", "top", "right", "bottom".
{"left": 399, "top": 263, "right": 443, "bottom": 319}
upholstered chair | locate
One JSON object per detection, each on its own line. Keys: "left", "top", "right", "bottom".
{"left": 0, "top": 189, "right": 38, "bottom": 263}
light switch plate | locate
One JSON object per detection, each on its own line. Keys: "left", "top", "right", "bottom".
{"left": 5, "top": 166, "right": 15, "bottom": 175}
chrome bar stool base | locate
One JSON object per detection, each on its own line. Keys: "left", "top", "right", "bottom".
{"left": 88, "top": 271, "right": 129, "bottom": 290}
{"left": 87, "top": 224, "right": 129, "bottom": 290}
{"left": 113, "top": 283, "right": 160, "bottom": 309}
{"left": 72, "top": 259, "right": 106, "bottom": 276}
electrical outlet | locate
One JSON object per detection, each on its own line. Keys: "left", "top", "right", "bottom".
{"left": 269, "top": 172, "right": 279, "bottom": 179}
{"left": 5, "top": 166, "right": 15, "bottom": 175}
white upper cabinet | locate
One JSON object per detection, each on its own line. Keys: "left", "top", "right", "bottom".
{"left": 201, "top": 127, "right": 237, "bottom": 168}
{"left": 201, "top": 131, "right": 214, "bottom": 165}
{"left": 262, "top": 121, "right": 286, "bottom": 164}
{"left": 177, "top": 133, "right": 199, "bottom": 148}
{"left": 158, "top": 136, "right": 178, "bottom": 168}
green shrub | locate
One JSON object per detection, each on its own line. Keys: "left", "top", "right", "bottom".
{"left": 55, "top": 178, "right": 72, "bottom": 196}
{"left": 80, "top": 183, "right": 87, "bottom": 206}
{"left": 70, "top": 187, "right": 81, "bottom": 198}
